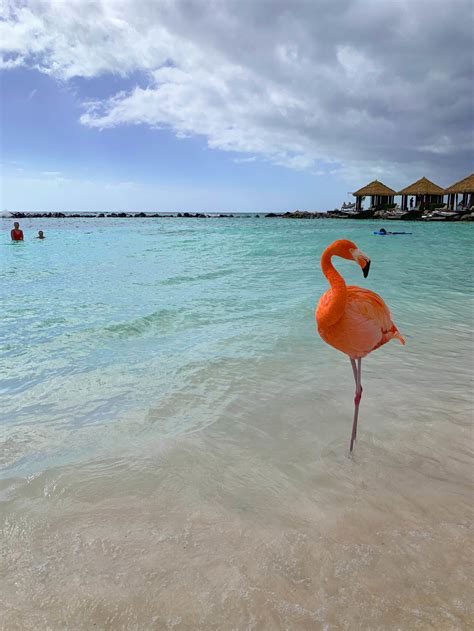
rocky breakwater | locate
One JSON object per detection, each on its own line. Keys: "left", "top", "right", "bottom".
{"left": 274, "top": 210, "right": 327, "bottom": 219}
{"left": 9, "top": 211, "right": 146, "bottom": 218}
{"left": 8, "top": 212, "right": 235, "bottom": 219}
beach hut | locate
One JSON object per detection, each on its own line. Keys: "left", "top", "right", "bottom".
{"left": 444, "top": 173, "right": 474, "bottom": 210}
{"left": 352, "top": 180, "right": 396, "bottom": 211}
{"left": 397, "top": 177, "right": 445, "bottom": 211}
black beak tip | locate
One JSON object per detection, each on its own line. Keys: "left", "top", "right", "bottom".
{"left": 363, "top": 259, "right": 371, "bottom": 278}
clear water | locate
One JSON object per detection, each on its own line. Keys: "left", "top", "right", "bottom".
{"left": 1, "top": 217, "right": 473, "bottom": 628}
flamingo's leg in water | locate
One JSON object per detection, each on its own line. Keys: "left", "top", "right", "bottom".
{"left": 350, "top": 358, "right": 358, "bottom": 386}
{"left": 350, "top": 358, "right": 363, "bottom": 452}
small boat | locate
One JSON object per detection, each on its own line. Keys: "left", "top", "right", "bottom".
{"left": 432, "top": 210, "right": 462, "bottom": 218}
{"left": 422, "top": 215, "right": 446, "bottom": 221}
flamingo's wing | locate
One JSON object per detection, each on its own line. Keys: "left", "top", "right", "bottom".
{"left": 344, "top": 286, "right": 405, "bottom": 356}
{"left": 346, "top": 286, "right": 393, "bottom": 328}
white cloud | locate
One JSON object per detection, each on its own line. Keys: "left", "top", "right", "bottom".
{"left": 0, "top": 54, "right": 25, "bottom": 69}
{"left": 1, "top": 0, "right": 472, "bottom": 183}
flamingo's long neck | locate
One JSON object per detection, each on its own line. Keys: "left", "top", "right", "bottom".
{"left": 319, "top": 247, "right": 347, "bottom": 327}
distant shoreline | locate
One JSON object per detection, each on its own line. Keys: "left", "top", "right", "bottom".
{"left": 2, "top": 210, "right": 473, "bottom": 222}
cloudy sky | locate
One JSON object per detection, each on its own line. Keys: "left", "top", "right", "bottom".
{"left": 1, "top": 0, "right": 472, "bottom": 212}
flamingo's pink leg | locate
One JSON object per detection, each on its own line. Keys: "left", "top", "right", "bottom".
{"left": 350, "top": 358, "right": 358, "bottom": 385}
{"left": 350, "top": 358, "right": 363, "bottom": 452}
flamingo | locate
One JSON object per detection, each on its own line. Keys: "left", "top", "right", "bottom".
{"left": 316, "top": 240, "right": 405, "bottom": 452}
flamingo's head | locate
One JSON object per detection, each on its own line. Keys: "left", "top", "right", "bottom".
{"left": 330, "top": 239, "right": 371, "bottom": 278}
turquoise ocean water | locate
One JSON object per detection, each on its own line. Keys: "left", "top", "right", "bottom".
{"left": 1, "top": 217, "right": 473, "bottom": 628}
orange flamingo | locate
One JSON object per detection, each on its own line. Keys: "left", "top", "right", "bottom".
{"left": 316, "top": 240, "right": 405, "bottom": 452}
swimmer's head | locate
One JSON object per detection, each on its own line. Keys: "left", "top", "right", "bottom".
{"left": 14, "top": 222, "right": 19, "bottom": 229}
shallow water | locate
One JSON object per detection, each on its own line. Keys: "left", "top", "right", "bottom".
{"left": 1, "top": 217, "right": 473, "bottom": 629}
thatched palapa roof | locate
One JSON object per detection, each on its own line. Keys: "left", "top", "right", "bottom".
{"left": 397, "top": 177, "right": 444, "bottom": 196}
{"left": 444, "top": 173, "right": 474, "bottom": 194}
{"left": 352, "top": 180, "right": 396, "bottom": 197}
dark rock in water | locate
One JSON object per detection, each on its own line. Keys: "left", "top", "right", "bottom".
{"left": 265, "top": 213, "right": 278, "bottom": 217}
{"left": 255, "top": 215, "right": 260, "bottom": 218}
{"left": 136, "top": 212, "right": 146, "bottom": 217}
{"left": 401, "top": 210, "right": 423, "bottom": 220}
{"left": 283, "top": 210, "right": 318, "bottom": 219}
{"left": 98, "top": 213, "right": 105, "bottom": 217}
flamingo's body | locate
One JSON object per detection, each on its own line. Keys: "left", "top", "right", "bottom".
{"left": 317, "top": 285, "right": 404, "bottom": 359}
{"left": 316, "top": 240, "right": 405, "bottom": 451}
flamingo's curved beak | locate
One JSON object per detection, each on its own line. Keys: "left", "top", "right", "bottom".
{"left": 350, "top": 248, "right": 371, "bottom": 277}
{"left": 362, "top": 258, "right": 371, "bottom": 278}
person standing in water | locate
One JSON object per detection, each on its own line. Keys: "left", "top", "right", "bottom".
{"left": 11, "top": 222, "right": 24, "bottom": 241}
{"left": 37, "top": 230, "right": 45, "bottom": 239}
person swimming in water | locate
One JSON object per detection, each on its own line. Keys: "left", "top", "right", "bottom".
{"left": 379, "top": 227, "right": 387, "bottom": 234}
{"left": 37, "top": 230, "right": 45, "bottom": 239}
{"left": 11, "top": 222, "right": 24, "bottom": 241}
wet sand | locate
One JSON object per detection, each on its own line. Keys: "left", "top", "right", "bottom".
{"left": 2, "top": 366, "right": 472, "bottom": 630}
